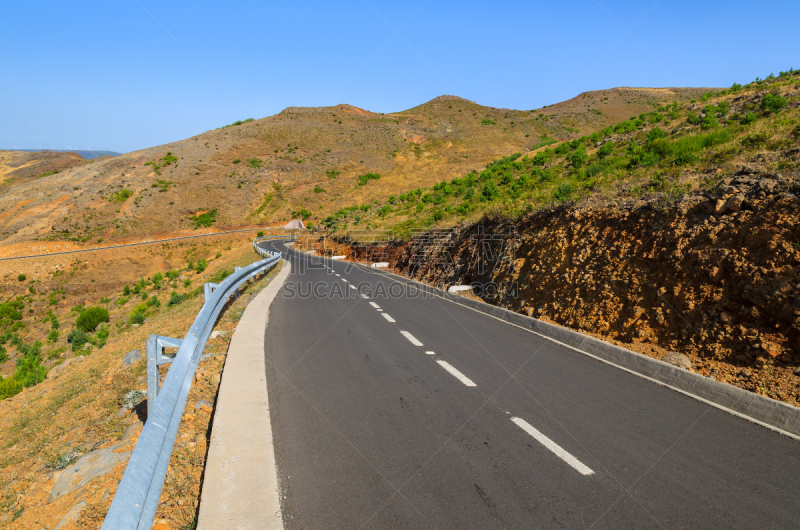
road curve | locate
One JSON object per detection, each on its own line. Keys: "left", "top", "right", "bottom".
{"left": 257, "top": 239, "right": 800, "bottom": 529}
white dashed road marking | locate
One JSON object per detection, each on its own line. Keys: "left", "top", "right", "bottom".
{"left": 511, "top": 417, "right": 594, "bottom": 476}
{"left": 400, "top": 331, "right": 423, "bottom": 346}
{"left": 369, "top": 302, "right": 380, "bottom": 309}
{"left": 382, "top": 313, "right": 396, "bottom": 323}
{"left": 425, "top": 351, "right": 435, "bottom": 355}
{"left": 436, "top": 360, "right": 476, "bottom": 387}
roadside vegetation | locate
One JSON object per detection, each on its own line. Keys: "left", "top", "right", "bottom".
{"left": 319, "top": 68, "right": 800, "bottom": 238}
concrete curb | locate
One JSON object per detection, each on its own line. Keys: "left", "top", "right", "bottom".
{"left": 197, "top": 261, "right": 290, "bottom": 529}
{"left": 347, "top": 257, "right": 800, "bottom": 441}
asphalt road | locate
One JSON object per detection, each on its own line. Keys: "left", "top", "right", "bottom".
{"left": 257, "top": 240, "right": 800, "bottom": 529}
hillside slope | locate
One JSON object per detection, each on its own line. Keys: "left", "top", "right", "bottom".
{"left": 0, "top": 87, "right": 708, "bottom": 250}
{"left": 0, "top": 150, "right": 86, "bottom": 188}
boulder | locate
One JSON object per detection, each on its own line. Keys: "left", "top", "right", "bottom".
{"left": 122, "top": 349, "right": 143, "bottom": 367}
{"left": 122, "top": 421, "right": 143, "bottom": 441}
{"left": 48, "top": 444, "right": 132, "bottom": 503}
{"left": 195, "top": 399, "right": 213, "bottom": 412}
{"left": 661, "top": 351, "right": 692, "bottom": 370}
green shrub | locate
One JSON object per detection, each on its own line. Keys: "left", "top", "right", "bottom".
{"left": 76, "top": 307, "right": 110, "bottom": 332}
{"left": 326, "top": 169, "right": 340, "bottom": 179}
{"left": 108, "top": 189, "right": 134, "bottom": 203}
{"left": 701, "top": 115, "right": 719, "bottom": 130}
{"left": 314, "top": 186, "right": 326, "bottom": 193}
{"left": 195, "top": 258, "right": 208, "bottom": 274}
{"left": 15, "top": 354, "right": 47, "bottom": 387}
{"left": 648, "top": 127, "right": 667, "bottom": 142}
{"left": 233, "top": 158, "right": 241, "bottom": 164}
{"left": 686, "top": 112, "right": 702, "bottom": 125}
{"left": 95, "top": 324, "right": 110, "bottom": 348}
{"left": 67, "top": 328, "right": 90, "bottom": 351}
{"left": 570, "top": 145, "right": 587, "bottom": 168}
{"left": 147, "top": 295, "right": 160, "bottom": 308}
{"left": 761, "top": 92, "right": 787, "bottom": 114}
{"left": 291, "top": 208, "right": 312, "bottom": 220}
{"left": 17, "top": 274, "right": 26, "bottom": 282}
{"left": 481, "top": 181, "right": 500, "bottom": 201}
{"left": 248, "top": 158, "right": 263, "bottom": 168}
{"left": 357, "top": 173, "right": 381, "bottom": 186}
{"left": 0, "top": 376, "right": 23, "bottom": 399}
{"left": 553, "top": 183, "right": 575, "bottom": 203}
{"left": 596, "top": 142, "right": 614, "bottom": 159}
{"left": 481, "top": 118, "right": 496, "bottom": 125}
{"left": 0, "top": 346, "right": 7, "bottom": 364}
{"left": 585, "top": 164, "right": 603, "bottom": 178}
{"left": 168, "top": 292, "right": 188, "bottom": 306}
{"left": 256, "top": 231, "right": 264, "bottom": 237}
{"left": 123, "top": 285, "right": 131, "bottom": 295}
{"left": 740, "top": 112, "right": 758, "bottom": 125}
{"left": 130, "top": 312, "right": 145, "bottom": 325}
{"left": 188, "top": 209, "right": 217, "bottom": 228}
{"left": 47, "top": 329, "right": 59, "bottom": 343}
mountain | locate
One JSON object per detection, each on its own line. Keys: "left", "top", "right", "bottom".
{"left": 0, "top": 87, "right": 710, "bottom": 247}
{"left": 3, "top": 149, "right": 121, "bottom": 159}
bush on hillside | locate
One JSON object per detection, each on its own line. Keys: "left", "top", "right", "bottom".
{"left": 761, "top": 92, "right": 787, "bottom": 114}
{"left": 67, "top": 328, "right": 90, "bottom": 351}
{"left": 76, "top": 306, "right": 110, "bottom": 332}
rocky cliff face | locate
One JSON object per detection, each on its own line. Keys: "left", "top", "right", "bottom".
{"left": 324, "top": 170, "right": 800, "bottom": 404}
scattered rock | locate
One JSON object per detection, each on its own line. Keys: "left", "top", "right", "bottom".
{"left": 760, "top": 341, "right": 783, "bottom": 359}
{"left": 82, "top": 342, "right": 92, "bottom": 350}
{"left": 131, "top": 323, "right": 140, "bottom": 328}
{"left": 48, "top": 444, "right": 132, "bottom": 503}
{"left": 122, "top": 421, "right": 143, "bottom": 441}
{"left": 53, "top": 499, "right": 86, "bottom": 530}
{"left": 195, "top": 399, "right": 213, "bottom": 412}
{"left": 122, "top": 349, "right": 143, "bottom": 367}
{"left": 661, "top": 351, "right": 693, "bottom": 370}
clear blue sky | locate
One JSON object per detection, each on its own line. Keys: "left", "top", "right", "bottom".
{"left": 2, "top": 0, "right": 798, "bottom": 153}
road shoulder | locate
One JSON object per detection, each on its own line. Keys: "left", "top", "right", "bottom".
{"left": 197, "top": 260, "right": 290, "bottom": 530}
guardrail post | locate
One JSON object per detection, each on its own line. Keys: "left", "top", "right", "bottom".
{"left": 233, "top": 267, "right": 242, "bottom": 299}
{"left": 204, "top": 282, "right": 219, "bottom": 301}
{"left": 146, "top": 335, "right": 184, "bottom": 418}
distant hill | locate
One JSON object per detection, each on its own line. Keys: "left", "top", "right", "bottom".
{"left": 5, "top": 149, "right": 121, "bottom": 159}
{"left": 0, "top": 87, "right": 710, "bottom": 246}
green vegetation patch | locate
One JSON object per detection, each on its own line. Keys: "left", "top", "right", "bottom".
{"left": 107, "top": 189, "right": 134, "bottom": 204}
{"left": 188, "top": 209, "right": 218, "bottom": 229}
{"left": 357, "top": 173, "right": 381, "bottom": 186}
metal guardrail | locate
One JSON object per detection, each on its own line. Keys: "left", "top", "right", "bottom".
{"left": 102, "top": 236, "right": 292, "bottom": 529}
